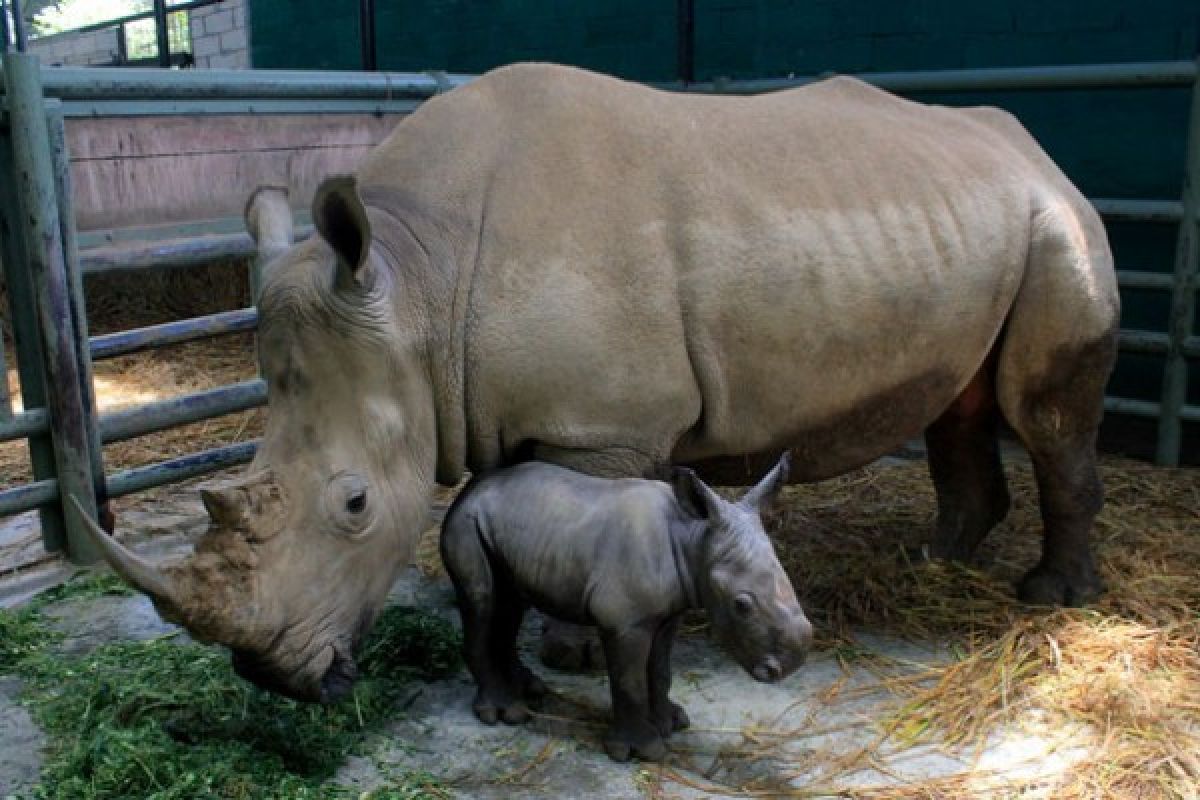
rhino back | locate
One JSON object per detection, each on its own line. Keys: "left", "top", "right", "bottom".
{"left": 461, "top": 464, "right": 683, "bottom": 622}
{"left": 357, "top": 65, "right": 1089, "bottom": 479}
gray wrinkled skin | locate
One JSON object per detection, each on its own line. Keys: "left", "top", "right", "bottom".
{"left": 440, "top": 454, "right": 812, "bottom": 762}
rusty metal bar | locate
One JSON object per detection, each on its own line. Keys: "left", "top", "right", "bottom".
{"left": 0, "top": 85, "right": 67, "bottom": 545}
{"left": 4, "top": 53, "right": 100, "bottom": 561}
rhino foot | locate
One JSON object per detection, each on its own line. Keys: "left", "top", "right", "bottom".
{"left": 652, "top": 701, "right": 690, "bottom": 737}
{"left": 604, "top": 723, "right": 667, "bottom": 762}
{"left": 539, "top": 618, "right": 606, "bottom": 672}
{"left": 473, "top": 691, "right": 531, "bottom": 726}
{"left": 1017, "top": 562, "right": 1104, "bottom": 607}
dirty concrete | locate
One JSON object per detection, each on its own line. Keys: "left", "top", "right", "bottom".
{"left": 0, "top": 677, "right": 43, "bottom": 799}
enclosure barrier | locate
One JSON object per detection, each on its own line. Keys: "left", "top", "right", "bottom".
{"left": 0, "top": 55, "right": 1196, "bottom": 563}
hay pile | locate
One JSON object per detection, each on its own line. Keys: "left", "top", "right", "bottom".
{"left": 643, "top": 458, "right": 1200, "bottom": 799}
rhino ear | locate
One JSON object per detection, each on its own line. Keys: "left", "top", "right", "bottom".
{"left": 313, "top": 174, "right": 371, "bottom": 286}
{"left": 740, "top": 452, "right": 791, "bottom": 512}
{"left": 668, "top": 467, "right": 722, "bottom": 521}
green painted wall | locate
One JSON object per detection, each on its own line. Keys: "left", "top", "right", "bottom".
{"left": 248, "top": 1, "right": 1200, "bottom": 413}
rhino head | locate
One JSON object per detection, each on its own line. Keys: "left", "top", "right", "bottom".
{"left": 670, "top": 454, "right": 813, "bottom": 682}
{"left": 76, "top": 176, "right": 454, "bottom": 702}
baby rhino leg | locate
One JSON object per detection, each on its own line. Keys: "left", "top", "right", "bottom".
{"left": 648, "top": 616, "right": 689, "bottom": 737}
{"left": 440, "top": 517, "right": 529, "bottom": 725}
{"left": 600, "top": 625, "right": 667, "bottom": 762}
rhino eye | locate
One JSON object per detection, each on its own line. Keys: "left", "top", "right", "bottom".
{"left": 326, "top": 472, "right": 372, "bottom": 534}
{"left": 734, "top": 593, "right": 754, "bottom": 617}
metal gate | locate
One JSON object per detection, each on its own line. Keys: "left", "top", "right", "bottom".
{"left": 0, "top": 55, "right": 1196, "bottom": 563}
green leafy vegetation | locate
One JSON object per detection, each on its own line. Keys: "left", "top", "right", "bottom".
{"left": 0, "top": 576, "right": 460, "bottom": 799}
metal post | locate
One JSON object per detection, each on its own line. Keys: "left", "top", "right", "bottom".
{"left": 8, "top": 0, "right": 23, "bottom": 51}
{"left": 1, "top": 0, "right": 11, "bottom": 53}
{"left": 48, "top": 105, "right": 111, "bottom": 532}
{"left": 1156, "top": 58, "right": 1200, "bottom": 466}
{"left": 676, "top": 0, "right": 694, "bottom": 84}
{"left": 4, "top": 54, "right": 101, "bottom": 562}
{"left": 359, "top": 0, "right": 377, "bottom": 71}
{"left": 153, "top": 0, "right": 170, "bottom": 67}
{"left": 0, "top": 329, "right": 10, "bottom": 420}
{"left": 0, "top": 119, "right": 66, "bottom": 547}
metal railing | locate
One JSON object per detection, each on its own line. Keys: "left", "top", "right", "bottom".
{"left": 0, "top": 55, "right": 1196, "bottom": 563}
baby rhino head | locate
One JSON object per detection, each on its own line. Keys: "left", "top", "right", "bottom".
{"left": 670, "top": 453, "right": 812, "bottom": 683}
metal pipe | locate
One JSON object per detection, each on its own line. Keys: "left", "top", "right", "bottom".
{"left": 4, "top": 54, "right": 101, "bottom": 562}
{"left": 359, "top": 0, "right": 376, "bottom": 72}
{"left": 58, "top": 98, "right": 422, "bottom": 118}
{"left": 676, "top": 0, "right": 694, "bottom": 84}
{"left": 100, "top": 379, "right": 266, "bottom": 444}
{"left": 674, "top": 60, "right": 1198, "bottom": 95}
{"left": 8, "top": 0, "right": 23, "bottom": 52}
{"left": 0, "top": 116, "right": 65, "bottom": 545}
{"left": 81, "top": 226, "right": 313, "bottom": 277}
{"left": 91, "top": 308, "right": 259, "bottom": 360}
{"left": 153, "top": 0, "right": 170, "bottom": 68}
{"left": 1156, "top": 57, "right": 1200, "bottom": 467}
{"left": 26, "top": 65, "right": 474, "bottom": 100}
{"left": 0, "top": 333, "right": 10, "bottom": 419}
{"left": 1090, "top": 198, "right": 1184, "bottom": 223}
{"left": 1116, "top": 270, "right": 1177, "bottom": 291}
{"left": 0, "top": 478, "right": 57, "bottom": 517}
{"left": 106, "top": 440, "right": 257, "bottom": 498}
{"left": 0, "top": 408, "right": 49, "bottom": 443}
{"left": 1103, "top": 396, "right": 1160, "bottom": 419}
{"left": 1, "top": 0, "right": 11, "bottom": 52}
{"left": 49, "top": 105, "right": 110, "bottom": 528}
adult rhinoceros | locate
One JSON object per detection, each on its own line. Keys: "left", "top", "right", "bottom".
{"left": 78, "top": 63, "right": 1118, "bottom": 702}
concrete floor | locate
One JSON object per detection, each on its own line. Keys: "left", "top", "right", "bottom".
{"left": 0, "top": 556, "right": 1086, "bottom": 800}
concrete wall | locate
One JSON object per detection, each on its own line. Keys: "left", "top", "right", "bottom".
{"left": 189, "top": 0, "right": 251, "bottom": 69}
{"left": 65, "top": 113, "right": 401, "bottom": 231}
{"left": 26, "top": 26, "right": 119, "bottom": 66}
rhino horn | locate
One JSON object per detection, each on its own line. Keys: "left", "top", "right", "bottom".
{"left": 68, "top": 495, "right": 180, "bottom": 608}
{"left": 201, "top": 486, "right": 247, "bottom": 529}
{"left": 740, "top": 452, "right": 792, "bottom": 511}
{"left": 244, "top": 185, "right": 294, "bottom": 262}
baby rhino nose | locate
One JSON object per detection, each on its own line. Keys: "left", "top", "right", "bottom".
{"left": 793, "top": 612, "right": 814, "bottom": 651}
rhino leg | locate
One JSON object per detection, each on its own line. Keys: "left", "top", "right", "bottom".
{"left": 441, "top": 522, "right": 531, "bottom": 724}
{"left": 924, "top": 365, "right": 1011, "bottom": 561}
{"left": 648, "top": 615, "right": 689, "bottom": 737}
{"left": 539, "top": 617, "right": 606, "bottom": 672}
{"left": 600, "top": 625, "right": 666, "bottom": 762}
{"left": 998, "top": 330, "right": 1116, "bottom": 606}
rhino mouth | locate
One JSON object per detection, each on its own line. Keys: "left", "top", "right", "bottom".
{"left": 318, "top": 646, "right": 359, "bottom": 704}
{"left": 230, "top": 642, "right": 357, "bottom": 703}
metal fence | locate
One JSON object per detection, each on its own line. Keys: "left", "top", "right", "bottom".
{"left": 0, "top": 55, "right": 1196, "bottom": 564}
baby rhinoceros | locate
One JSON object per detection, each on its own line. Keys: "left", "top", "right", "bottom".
{"left": 440, "top": 454, "right": 813, "bottom": 762}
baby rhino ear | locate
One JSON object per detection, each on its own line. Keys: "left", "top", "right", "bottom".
{"left": 740, "top": 452, "right": 791, "bottom": 512}
{"left": 668, "top": 467, "right": 723, "bottom": 520}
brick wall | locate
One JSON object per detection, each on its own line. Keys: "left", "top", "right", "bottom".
{"left": 190, "top": 0, "right": 250, "bottom": 69}
{"left": 27, "top": 26, "right": 119, "bottom": 66}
